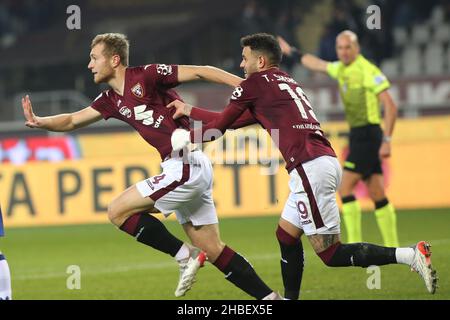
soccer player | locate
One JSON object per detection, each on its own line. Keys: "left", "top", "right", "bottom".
{"left": 21, "top": 33, "right": 280, "bottom": 300}
{"left": 168, "top": 33, "right": 438, "bottom": 298}
{"left": 0, "top": 205, "right": 12, "bottom": 300}
{"left": 278, "top": 31, "right": 399, "bottom": 247}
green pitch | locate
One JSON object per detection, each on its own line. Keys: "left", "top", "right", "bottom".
{"left": 1, "top": 208, "right": 449, "bottom": 300}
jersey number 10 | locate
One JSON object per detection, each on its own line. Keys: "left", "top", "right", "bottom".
{"left": 278, "top": 83, "right": 318, "bottom": 121}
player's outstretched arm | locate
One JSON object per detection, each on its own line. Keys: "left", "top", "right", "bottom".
{"left": 277, "top": 36, "right": 329, "bottom": 73}
{"left": 177, "top": 65, "right": 244, "bottom": 88}
{"left": 21, "top": 95, "right": 102, "bottom": 132}
{"left": 167, "top": 99, "right": 257, "bottom": 129}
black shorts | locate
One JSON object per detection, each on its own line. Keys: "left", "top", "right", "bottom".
{"left": 344, "top": 125, "right": 383, "bottom": 179}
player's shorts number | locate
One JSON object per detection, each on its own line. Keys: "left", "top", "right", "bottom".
{"left": 152, "top": 174, "right": 166, "bottom": 184}
{"left": 296, "top": 201, "right": 309, "bottom": 219}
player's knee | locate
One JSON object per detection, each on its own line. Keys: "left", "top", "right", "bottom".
{"left": 107, "top": 203, "right": 122, "bottom": 226}
{"left": 368, "top": 189, "right": 385, "bottom": 202}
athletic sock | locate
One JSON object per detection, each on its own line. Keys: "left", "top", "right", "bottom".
{"left": 276, "top": 226, "right": 304, "bottom": 300}
{"left": 395, "top": 247, "right": 415, "bottom": 265}
{"left": 213, "top": 246, "right": 272, "bottom": 300}
{"left": 375, "top": 199, "right": 399, "bottom": 247}
{"left": 317, "top": 242, "right": 397, "bottom": 267}
{"left": 0, "top": 253, "right": 12, "bottom": 300}
{"left": 341, "top": 195, "right": 362, "bottom": 243}
{"left": 174, "top": 243, "right": 191, "bottom": 262}
{"left": 120, "top": 213, "right": 183, "bottom": 257}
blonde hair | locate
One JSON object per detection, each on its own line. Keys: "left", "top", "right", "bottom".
{"left": 91, "top": 33, "right": 129, "bottom": 66}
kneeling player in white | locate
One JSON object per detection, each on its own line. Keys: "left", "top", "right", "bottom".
{"left": 169, "top": 33, "right": 438, "bottom": 298}
{"left": 20, "top": 33, "right": 280, "bottom": 300}
{"left": 0, "top": 206, "right": 12, "bottom": 300}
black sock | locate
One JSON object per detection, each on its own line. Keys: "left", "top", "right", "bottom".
{"left": 318, "top": 242, "right": 397, "bottom": 267}
{"left": 213, "top": 246, "right": 272, "bottom": 300}
{"left": 120, "top": 213, "right": 183, "bottom": 257}
{"left": 342, "top": 195, "right": 357, "bottom": 203}
{"left": 276, "top": 226, "right": 304, "bottom": 300}
{"left": 375, "top": 198, "right": 389, "bottom": 209}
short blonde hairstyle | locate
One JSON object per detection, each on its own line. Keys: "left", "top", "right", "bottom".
{"left": 91, "top": 33, "right": 129, "bottom": 66}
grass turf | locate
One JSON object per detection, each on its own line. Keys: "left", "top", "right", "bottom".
{"left": 1, "top": 208, "right": 448, "bottom": 300}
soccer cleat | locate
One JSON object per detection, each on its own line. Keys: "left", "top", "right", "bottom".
{"left": 262, "top": 291, "right": 283, "bottom": 300}
{"left": 175, "top": 247, "right": 207, "bottom": 297}
{"left": 410, "top": 241, "right": 438, "bottom": 294}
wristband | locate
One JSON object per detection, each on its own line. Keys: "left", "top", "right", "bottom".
{"left": 382, "top": 136, "right": 392, "bottom": 143}
{"left": 290, "top": 47, "right": 303, "bottom": 62}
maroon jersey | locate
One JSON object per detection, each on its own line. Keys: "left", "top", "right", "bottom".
{"left": 90, "top": 64, "right": 190, "bottom": 160}
{"left": 190, "top": 67, "right": 336, "bottom": 172}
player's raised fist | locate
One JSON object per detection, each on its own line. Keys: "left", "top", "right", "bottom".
{"left": 166, "top": 99, "right": 192, "bottom": 119}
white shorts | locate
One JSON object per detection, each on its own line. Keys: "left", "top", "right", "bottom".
{"left": 281, "top": 156, "right": 342, "bottom": 236}
{"left": 136, "top": 150, "right": 218, "bottom": 226}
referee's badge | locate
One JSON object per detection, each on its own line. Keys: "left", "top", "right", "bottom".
{"left": 374, "top": 74, "right": 386, "bottom": 85}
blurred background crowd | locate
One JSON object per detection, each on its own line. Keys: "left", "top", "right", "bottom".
{"left": 0, "top": 0, "right": 449, "bottom": 128}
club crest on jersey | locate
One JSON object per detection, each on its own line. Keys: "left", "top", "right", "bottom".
{"left": 131, "top": 83, "right": 144, "bottom": 98}
{"left": 119, "top": 106, "right": 132, "bottom": 118}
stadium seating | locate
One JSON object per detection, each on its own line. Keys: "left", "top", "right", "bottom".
{"left": 381, "top": 5, "right": 450, "bottom": 78}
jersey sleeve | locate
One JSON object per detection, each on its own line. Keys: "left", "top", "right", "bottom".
{"left": 89, "top": 91, "right": 116, "bottom": 120}
{"left": 366, "top": 65, "right": 390, "bottom": 95}
{"left": 143, "top": 64, "right": 179, "bottom": 89}
{"left": 326, "top": 61, "right": 341, "bottom": 79}
{"left": 189, "top": 79, "right": 258, "bottom": 142}
{"left": 190, "top": 107, "right": 258, "bottom": 129}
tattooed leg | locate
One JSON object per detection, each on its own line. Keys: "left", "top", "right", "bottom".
{"left": 308, "top": 233, "right": 397, "bottom": 267}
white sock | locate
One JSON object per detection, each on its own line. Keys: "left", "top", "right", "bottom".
{"left": 395, "top": 247, "right": 415, "bottom": 265}
{"left": 0, "top": 253, "right": 12, "bottom": 300}
{"left": 175, "top": 243, "right": 190, "bottom": 262}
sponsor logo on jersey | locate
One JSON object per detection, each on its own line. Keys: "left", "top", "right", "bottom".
{"left": 301, "top": 219, "right": 312, "bottom": 225}
{"left": 153, "top": 115, "right": 165, "bottom": 128}
{"left": 131, "top": 83, "right": 144, "bottom": 98}
{"left": 134, "top": 105, "right": 154, "bottom": 126}
{"left": 119, "top": 106, "right": 132, "bottom": 118}
{"left": 156, "top": 64, "right": 172, "bottom": 76}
